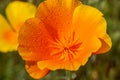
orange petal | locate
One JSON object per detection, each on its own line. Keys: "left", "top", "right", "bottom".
{"left": 35, "top": 0, "right": 80, "bottom": 42}
{"left": 18, "top": 18, "right": 55, "bottom": 61}
{"left": 37, "top": 59, "right": 80, "bottom": 71}
{"left": 94, "top": 34, "right": 112, "bottom": 54}
{"left": 72, "top": 4, "right": 106, "bottom": 41}
{"left": 25, "top": 61, "right": 50, "bottom": 79}
{"left": 37, "top": 49, "right": 92, "bottom": 71}
{"left": 72, "top": 4, "right": 108, "bottom": 53}
{"left": 95, "top": 18, "right": 107, "bottom": 38}
{"left": 90, "top": 36, "right": 102, "bottom": 52}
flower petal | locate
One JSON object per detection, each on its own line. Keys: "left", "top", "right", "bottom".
{"left": 37, "top": 50, "right": 92, "bottom": 71}
{"left": 35, "top": 0, "right": 79, "bottom": 41}
{"left": 94, "top": 34, "right": 112, "bottom": 54}
{"left": 18, "top": 18, "right": 56, "bottom": 61}
{"left": 72, "top": 4, "right": 106, "bottom": 41}
{"left": 45, "top": 0, "right": 79, "bottom": 9}
{"left": 26, "top": 61, "right": 50, "bottom": 79}
{"left": 37, "top": 59, "right": 81, "bottom": 71}
{"left": 0, "top": 14, "right": 17, "bottom": 52}
{"left": 95, "top": 18, "right": 107, "bottom": 38}
{"left": 72, "top": 4, "right": 108, "bottom": 53}
{"left": 6, "top": 1, "right": 36, "bottom": 30}
{"left": 90, "top": 36, "right": 102, "bottom": 52}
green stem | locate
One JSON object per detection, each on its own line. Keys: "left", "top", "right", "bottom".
{"left": 66, "top": 71, "right": 71, "bottom": 80}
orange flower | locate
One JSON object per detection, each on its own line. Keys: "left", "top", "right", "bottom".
{"left": 18, "top": 0, "right": 112, "bottom": 79}
{"left": 0, "top": 1, "right": 36, "bottom": 52}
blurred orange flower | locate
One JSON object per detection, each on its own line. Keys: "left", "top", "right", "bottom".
{"left": 18, "top": 0, "right": 112, "bottom": 79}
{"left": 0, "top": 1, "right": 36, "bottom": 52}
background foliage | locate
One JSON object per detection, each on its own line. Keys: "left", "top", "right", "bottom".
{"left": 0, "top": 0, "right": 120, "bottom": 80}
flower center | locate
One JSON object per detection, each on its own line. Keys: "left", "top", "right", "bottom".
{"left": 62, "top": 42, "right": 82, "bottom": 61}
{"left": 64, "top": 47, "right": 69, "bottom": 53}
{"left": 62, "top": 45, "right": 75, "bottom": 61}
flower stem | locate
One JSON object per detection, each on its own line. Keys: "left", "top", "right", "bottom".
{"left": 66, "top": 71, "right": 71, "bottom": 80}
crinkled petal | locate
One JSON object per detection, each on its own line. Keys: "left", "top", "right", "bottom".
{"left": 18, "top": 18, "right": 56, "bottom": 61}
{"left": 35, "top": 0, "right": 79, "bottom": 41}
{"left": 6, "top": 1, "right": 36, "bottom": 31}
{"left": 95, "top": 34, "right": 112, "bottom": 54}
{"left": 26, "top": 61, "right": 50, "bottom": 79}
{"left": 0, "top": 14, "right": 17, "bottom": 52}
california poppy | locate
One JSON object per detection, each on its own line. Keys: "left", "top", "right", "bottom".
{"left": 18, "top": 0, "right": 112, "bottom": 79}
{"left": 0, "top": 1, "right": 36, "bottom": 52}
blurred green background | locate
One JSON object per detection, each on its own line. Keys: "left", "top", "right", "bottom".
{"left": 0, "top": 0, "right": 120, "bottom": 80}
